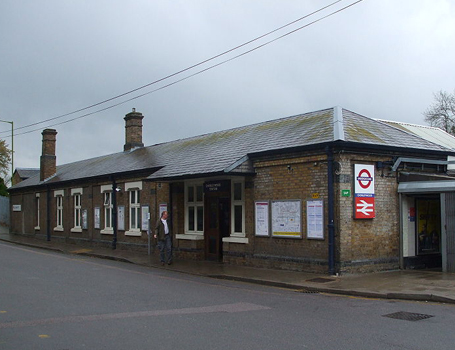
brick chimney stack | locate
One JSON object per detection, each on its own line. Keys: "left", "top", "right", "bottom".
{"left": 40, "top": 128, "right": 57, "bottom": 181}
{"left": 124, "top": 108, "right": 144, "bottom": 151}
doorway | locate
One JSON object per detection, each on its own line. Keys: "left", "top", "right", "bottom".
{"left": 204, "top": 194, "right": 230, "bottom": 261}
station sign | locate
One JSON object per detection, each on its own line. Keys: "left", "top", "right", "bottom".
{"left": 354, "top": 164, "right": 375, "bottom": 219}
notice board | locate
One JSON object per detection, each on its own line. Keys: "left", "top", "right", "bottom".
{"left": 306, "top": 200, "right": 324, "bottom": 239}
{"left": 255, "top": 201, "right": 270, "bottom": 236}
{"left": 271, "top": 200, "right": 301, "bottom": 238}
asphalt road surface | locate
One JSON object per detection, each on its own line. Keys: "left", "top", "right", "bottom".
{"left": 1, "top": 241, "right": 455, "bottom": 350}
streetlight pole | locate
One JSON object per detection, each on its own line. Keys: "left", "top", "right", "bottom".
{"left": 0, "top": 120, "right": 13, "bottom": 181}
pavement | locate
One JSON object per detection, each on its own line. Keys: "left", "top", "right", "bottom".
{"left": 1, "top": 228, "right": 455, "bottom": 304}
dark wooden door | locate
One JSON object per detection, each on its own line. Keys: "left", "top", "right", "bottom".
{"left": 204, "top": 195, "right": 230, "bottom": 261}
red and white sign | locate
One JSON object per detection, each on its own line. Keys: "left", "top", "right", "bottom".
{"left": 355, "top": 197, "right": 375, "bottom": 219}
{"left": 354, "top": 164, "right": 375, "bottom": 219}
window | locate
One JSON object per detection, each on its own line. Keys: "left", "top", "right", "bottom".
{"left": 231, "top": 181, "right": 245, "bottom": 236}
{"left": 129, "top": 189, "right": 141, "bottom": 231}
{"left": 100, "top": 184, "right": 114, "bottom": 235}
{"left": 104, "top": 192, "right": 113, "bottom": 230}
{"left": 186, "top": 183, "right": 204, "bottom": 234}
{"left": 74, "top": 194, "right": 82, "bottom": 229}
{"left": 125, "top": 181, "right": 143, "bottom": 236}
{"left": 54, "top": 189, "right": 64, "bottom": 231}
{"left": 71, "top": 188, "right": 83, "bottom": 232}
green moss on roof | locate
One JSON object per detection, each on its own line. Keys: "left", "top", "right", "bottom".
{"left": 344, "top": 123, "right": 385, "bottom": 143}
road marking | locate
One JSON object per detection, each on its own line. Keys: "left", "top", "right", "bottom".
{"left": 38, "top": 334, "right": 50, "bottom": 338}
{"left": 0, "top": 311, "right": 7, "bottom": 314}
{"left": 0, "top": 303, "right": 270, "bottom": 329}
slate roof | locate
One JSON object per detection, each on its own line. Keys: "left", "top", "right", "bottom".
{"left": 14, "top": 168, "right": 39, "bottom": 180}
{"left": 10, "top": 107, "right": 453, "bottom": 191}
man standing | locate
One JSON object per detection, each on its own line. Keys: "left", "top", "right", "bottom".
{"left": 154, "top": 211, "right": 172, "bottom": 265}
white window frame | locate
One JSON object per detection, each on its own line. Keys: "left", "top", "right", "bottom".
{"left": 71, "top": 188, "right": 83, "bottom": 233}
{"left": 54, "top": 190, "right": 64, "bottom": 231}
{"left": 34, "top": 193, "right": 40, "bottom": 230}
{"left": 180, "top": 180, "right": 205, "bottom": 240}
{"left": 125, "top": 181, "right": 142, "bottom": 236}
{"left": 223, "top": 179, "right": 248, "bottom": 244}
{"left": 101, "top": 185, "right": 113, "bottom": 235}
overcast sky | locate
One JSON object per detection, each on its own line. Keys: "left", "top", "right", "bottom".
{"left": 1, "top": 0, "right": 454, "bottom": 173}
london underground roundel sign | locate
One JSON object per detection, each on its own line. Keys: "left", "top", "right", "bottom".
{"left": 354, "top": 164, "right": 375, "bottom": 219}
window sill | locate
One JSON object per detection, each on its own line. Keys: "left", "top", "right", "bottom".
{"left": 71, "top": 228, "right": 82, "bottom": 233}
{"left": 125, "top": 230, "right": 142, "bottom": 237}
{"left": 34, "top": 226, "right": 40, "bottom": 231}
{"left": 176, "top": 234, "right": 204, "bottom": 241}
{"left": 54, "top": 227, "right": 64, "bottom": 232}
{"left": 222, "top": 237, "right": 249, "bottom": 244}
{"left": 100, "top": 229, "right": 113, "bottom": 235}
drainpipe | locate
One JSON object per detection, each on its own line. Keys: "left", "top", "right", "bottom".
{"left": 169, "top": 183, "right": 173, "bottom": 234}
{"left": 112, "top": 178, "right": 118, "bottom": 250}
{"left": 46, "top": 186, "right": 51, "bottom": 241}
{"left": 326, "top": 146, "right": 335, "bottom": 275}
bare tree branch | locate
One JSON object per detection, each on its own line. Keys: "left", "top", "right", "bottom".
{"left": 424, "top": 90, "right": 455, "bottom": 135}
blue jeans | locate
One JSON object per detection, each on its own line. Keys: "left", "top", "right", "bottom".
{"left": 157, "top": 234, "right": 172, "bottom": 264}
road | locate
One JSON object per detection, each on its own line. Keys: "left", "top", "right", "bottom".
{"left": 1, "top": 241, "right": 455, "bottom": 350}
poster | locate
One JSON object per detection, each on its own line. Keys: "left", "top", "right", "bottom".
{"left": 306, "top": 200, "right": 324, "bottom": 239}
{"left": 141, "top": 206, "right": 150, "bottom": 231}
{"left": 94, "top": 207, "right": 100, "bottom": 229}
{"left": 255, "top": 201, "right": 269, "bottom": 236}
{"left": 159, "top": 203, "right": 168, "bottom": 218}
{"left": 82, "top": 209, "right": 88, "bottom": 230}
{"left": 271, "top": 200, "right": 301, "bottom": 238}
{"left": 118, "top": 206, "right": 125, "bottom": 231}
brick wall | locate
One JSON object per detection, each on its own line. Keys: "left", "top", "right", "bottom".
{"left": 224, "top": 151, "right": 330, "bottom": 273}
{"left": 335, "top": 153, "right": 400, "bottom": 273}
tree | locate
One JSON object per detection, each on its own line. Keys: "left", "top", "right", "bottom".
{"left": 424, "top": 90, "right": 455, "bottom": 135}
{"left": 0, "top": 178, "right": 8, "bottom": 196}
{"left": 0, "top": 139, "right": 12, "bottom": 180}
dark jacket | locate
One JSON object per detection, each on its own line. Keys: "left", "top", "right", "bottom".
{"left": 155, "top": 218, "right": 171, "bottom": 241}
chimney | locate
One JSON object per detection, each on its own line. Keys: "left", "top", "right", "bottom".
{"left": 124, "top": 108, "right": 144, "bottom": 151}
{"left": 40, "top": 128, "right": 57, "bottom": 181}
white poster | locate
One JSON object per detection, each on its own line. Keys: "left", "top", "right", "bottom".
{"left": 118, "top": 206, "right": 125, "bottom": 231}
{"left": 159, "top": 203, "right": 168, "bottom": 218}
{"left": 82, "top": 209, "right": 88, "bottom": 230}
{"left": 306, "top": 200, "right": 324, "bottom": 239}
{"left": 271, "top": 200, "right": 301, "bottom": 238}
{"left": 94, "top": 207, "right": 100, "bottom": 229}
{"left": 141, "top": 206, "right": 149, "bottom": 231}
{"left": 255, "top": 201, "right": 269, "bottom": 236}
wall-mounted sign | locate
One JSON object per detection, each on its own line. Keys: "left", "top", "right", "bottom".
{"left": 12, "top": 205, "right": 21, "bottom": 212}
{"left": 341, "top": 189, "right": 351, "bottom": 197}
{"left": 255, "top": 201, "right": 270, "bottom": 236}
{"left": 354, "top": 164, "right": 375, "bottom": 219}
{"left": 204, "top": 180, "right": 230, "bottom": 193}
{"left": 271, "top": 200, "right": 301, "bottom": 238}
{"left": 141, "top": 206, "right": 149, "bottom": 231}
{"left": 94, "top": 207, "right": 100, "bottom": 229}
{"left": 82, "top": 209, "right": 88, "bottom": 230}
{"left": 159, "top": 203, "right": 168, "bottom": 219}
{"left": 118, "top": 206, "right": 125, "bottom": 231}
{"left": 307, "top": 200, "right": 324, "bottom": 240}
{"left": 312, "top": 193, "right": 320, "bottom": 199}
